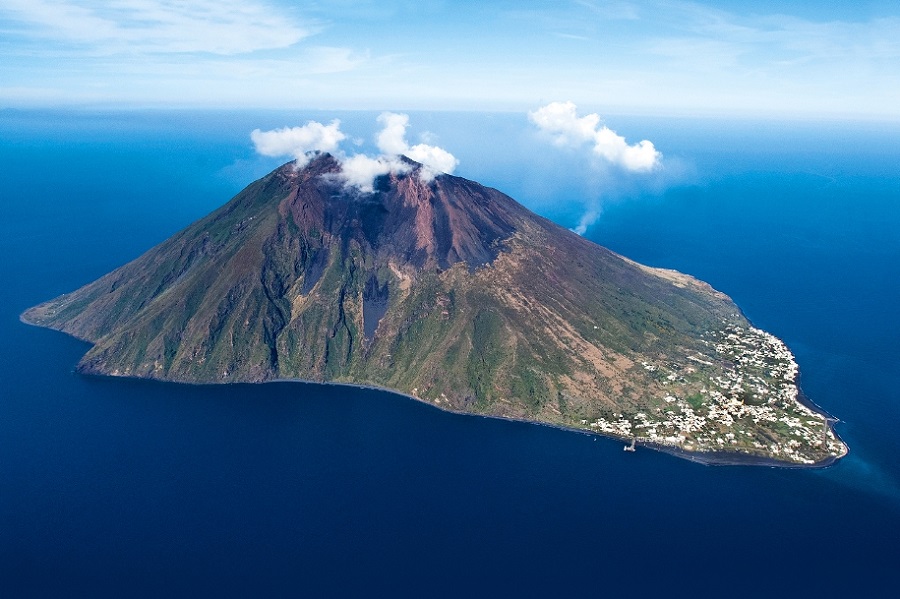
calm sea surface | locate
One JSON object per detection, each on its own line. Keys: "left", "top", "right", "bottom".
{"left": 2, "top": 110, "right": 899, "bottom": 596}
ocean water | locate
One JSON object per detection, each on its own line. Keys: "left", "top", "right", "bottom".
{"left": 1, "top": 110, "right": 899, "bottom": 597}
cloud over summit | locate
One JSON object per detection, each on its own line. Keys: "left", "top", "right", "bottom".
{"left": 250, "top": 120, "right": 345, "bottom": 167}
{"left": 376, "top": 112, "right": 460, "bottom": 181}
{"left": 250, "top": 112, "right": 459, "bottom": 192}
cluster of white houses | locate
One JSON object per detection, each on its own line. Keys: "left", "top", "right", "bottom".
{"left": 585, "top": 326, "right": 845, "bottom": 464}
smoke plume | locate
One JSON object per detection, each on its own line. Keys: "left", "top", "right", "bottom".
{"left": 528, "top": 101, "right": 664, "bottom": 235}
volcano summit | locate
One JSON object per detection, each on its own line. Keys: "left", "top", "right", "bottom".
{"left": 22, "top": 154, "right": 847, "bottom": 466}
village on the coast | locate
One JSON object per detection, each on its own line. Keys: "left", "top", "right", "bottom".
{"left": 583, "top": 326, "right": 846, "bottom": 465}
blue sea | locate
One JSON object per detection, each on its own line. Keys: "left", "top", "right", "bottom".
{"left": 2, "top": 110, "right": 899, "bottom": 597}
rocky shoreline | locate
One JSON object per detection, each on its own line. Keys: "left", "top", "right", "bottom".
{"left": 42, "top": 355, "right": 846, "bottom": 469}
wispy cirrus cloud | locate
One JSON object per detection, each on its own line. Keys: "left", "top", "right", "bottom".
{"left": 2, "top": 0, "right": 898, "bottom": 117}
{"left": 573, "top": 0, "right": 640, "bottom": 21}
{"left": 0, "top": 0, "right": 380, "bottom": 107}
{"left": 626, "top": 1, "right": 900, "bottom": 72}
{"left": 0, "top": 0, "right": 312, "bottom": 55}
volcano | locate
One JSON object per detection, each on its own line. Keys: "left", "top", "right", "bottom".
{"left": 22, "top": 154, "right": 847, "bottom": 465}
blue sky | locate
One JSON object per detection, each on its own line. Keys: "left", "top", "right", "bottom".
{"left": 1, "top": 0, "right": 898, "bottom": 119}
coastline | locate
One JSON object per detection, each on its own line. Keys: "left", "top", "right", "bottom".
{"left": 637, "top": 440, "right": 843, "bottom": 469}
{"left": 19, "top": 315, "right": 846, "bottom": 469}
{"left": 88, "top": 370, "right": 851, "bottom": 470}
{"left": 731, "top": 311, "right": 849, "bottom": 466}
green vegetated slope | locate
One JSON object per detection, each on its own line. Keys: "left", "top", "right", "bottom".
{"left": 23, "top": 155, "right": 847, "bottom": 465}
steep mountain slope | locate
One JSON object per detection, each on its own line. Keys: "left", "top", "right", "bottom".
{"left": 22, "top": 154, "right": 847, "bottom": 465}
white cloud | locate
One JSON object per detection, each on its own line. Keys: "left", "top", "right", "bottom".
{"left": 250, "top": 112, "right": 459, "bottom": 192}
{"left": 375, "top": 112, "right": 410, "bottom": 155}
{"left": 339, "top": 154, "right": 411, "bottom": 193}
{"left": 405, "top": 144, "right": 459, "bottom": 182}
{"left": 529, "top": 101, "right": 661, "bottom": 171}
{"left": 250, "top": 120, "right": 345, "bottom": 167}
{"left": 375, "top": 111, "right": 459, "bottom": 180}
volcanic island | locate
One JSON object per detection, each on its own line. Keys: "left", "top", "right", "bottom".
{"left": 22, "top": 155, "right": 848, "bottom": 466}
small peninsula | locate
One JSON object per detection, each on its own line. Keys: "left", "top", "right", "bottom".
{"left": 22, "top": 155, "right": 847, "bottom": 466}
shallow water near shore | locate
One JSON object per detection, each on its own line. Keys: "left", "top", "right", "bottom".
{"left": 2, "top": 110, "right": 899, "bottom": 596}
